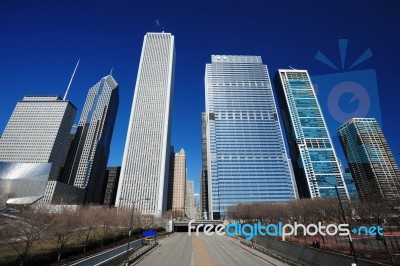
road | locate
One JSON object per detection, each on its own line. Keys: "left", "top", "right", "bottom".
{"left": 70, "top": 239, "right": 142, "bottom": 266}
{"left": 135, "top": 233, "right": 289, "bottom": 266}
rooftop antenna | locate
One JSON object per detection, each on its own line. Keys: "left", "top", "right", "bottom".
{"left": 110, "top": 67, "right": 113, "bottom": 76}
{"left": 289, "top": 66, "right": 296, "bottom": 70}
{"left": 63, "top": 59, "right": 80, "bottom": 100}
{"left": 156, "top": 19, "right": 165, "bottom": 32}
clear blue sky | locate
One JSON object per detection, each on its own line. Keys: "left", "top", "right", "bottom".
{"left": 1, "top": 1, "right": 399, "bottom": 193}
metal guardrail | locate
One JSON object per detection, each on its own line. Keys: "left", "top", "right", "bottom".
{"left": 119, "top": 233, "right": 171, "bottom": 265}
{"left": 122, "top": 242, "right": 158, "bottom": 265}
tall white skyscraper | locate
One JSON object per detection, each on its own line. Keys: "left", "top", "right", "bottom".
{"left": 116, "top": 33, "right": 175, "bottom": 215}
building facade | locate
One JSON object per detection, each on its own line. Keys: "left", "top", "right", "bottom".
{"left": 205, "top": 55, "right": 297, "bottom": 220}
{"left": 200, "top": 112, "right": 209, "bottom": 219}
{"left": 102, "top": 166, "right": 121, "bottom": 207}
{"left": 194, "top": 193, "right": 200, "bottom": 219}
{"left": 185, "top": 180, "right": 195, "bottom": 219}
{"left": 0, "top": 96, "right": 76, "bottom": 181}
{"left": 343, "top": 169, "right": 359, "bottom": 201}
{"left": 274, "top": 70, "right": 349, "bottom": 200}
{"left": 0, "top": 96, "right": 77, "bottom": 204}
{"left": 60, "top": 75, "right": 119, "bottom": 204}
{"left": 56, "top": 125, "right": 77, "bottom": 181}
{"left": 167, "top": 148, "right": 186, "bottom": 214}
{"left": 0, "top": 162, "right": 52, "bottom": 204}
{"left": 338, "top": 118, "right": 400, "bottom": 200}
{"left": 116, "top": 33, "right": 175, "bottom": 215}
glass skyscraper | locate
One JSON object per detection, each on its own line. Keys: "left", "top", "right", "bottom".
{"left": 338, "top": 118, "right": 400, "bottom": 200}
{"left": 205, "top": 55, "right": 297, "bottom": 220}
{"left": 343, "top": 169, "right": 359, "bottom": 201}
{"left": 116, "top": 33, "right": 175, "bottom": 215}
{"left": 60, "top": 75, "right": 119, "bottom": 204}
{"left": 274, "top": 70, "right": 349, "bottom": 200}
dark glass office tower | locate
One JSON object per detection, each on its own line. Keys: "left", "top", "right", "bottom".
{"left": 60, "top": 75, "right": 119, "bottom": 203}
{"left": 200, "top": 112, "right": 209, "bottom": 219}
{"left": 338, "top": 118, "right": 400, "bottom": 200}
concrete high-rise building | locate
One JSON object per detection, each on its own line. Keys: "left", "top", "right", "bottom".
{"left": 116, "top": 33, "right": 175, "bottom": 215}
{"left": 205, "top": 55, "right": 297, "bottom": 220}
{"left": 194, "top": 193, "right": 200, "bottom": 219}
{"left": 102, "top": 166, "right": 121, "bottom": 207}
{"left": 338, "top": 118, "right": 400, "bottom": 200}
{"left": 0, "top": 96, "right": 76, "bottom": 180}
{"left": 185, "top": 180, "right": 195, "bottom": 219}
{"left": 200, "top": 112, "right": 209, "bottom": 219}
{"left": 274, "top": 70, "right": 349, "bottom": 200}
{"left": 60, "top": 75, "right": 119, "bottom": 203}
{"left": 167, "top": 148, "right": 186, "bottom": 214}
{"left": 0, "top": 96, "right": 81, "bottom": 204}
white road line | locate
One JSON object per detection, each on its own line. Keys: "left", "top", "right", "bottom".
{"left": 70, "top": 239, "right": 141, "bottom": 265}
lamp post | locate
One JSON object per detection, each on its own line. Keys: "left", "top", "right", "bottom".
{"left": 121, "top": 197, "right": 150, "bottom": 266}
{"left": 327, "top": 182, "right": 358, "bottom": 265}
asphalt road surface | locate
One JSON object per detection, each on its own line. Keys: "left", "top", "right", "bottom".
{"left": 69, "top": 238, "right": 142, "bottom": 266}
{"left": 135, "top": 233, "right": 289, "bottom": 266}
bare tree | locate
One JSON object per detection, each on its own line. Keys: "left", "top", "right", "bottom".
{"left": 0, "top": 209, "right": 11, "bottom": 244}
{"left": 50, "top": 207, "right": 78, "bottom": 261}
{"left": 97, "top": 208, "right": 118, "bottom": 247}
{"left": 77, "top": 207, "right": 98, "bottom": 253}
{"left": 8, "top": 205, "right": 52, "bottom": 266}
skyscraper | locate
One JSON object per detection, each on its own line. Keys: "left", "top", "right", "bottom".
{"left": 338, "top": 118, "right": 400, "bottom": 200}
{"left": 205, "top": 55, "right": 297, "bottom": 220}
{"left": 0, "top": 96, "right": 79, "bottom": 204}
{"left": 167, "top": 148, "right": 186, "bottom": 215}
{"left": 274, "top": 70, "right": 349, "bottom": 200}
{"left": 185, "top": 179, "right": 195, "bottom": 219}
{"left": 194, "top": 193, "right": 200, "bottom": 219}
{"left": 60, "top": 75, "right": 119, "bottom": 203}
{"left": 116, "top": 33, "right": 175, "bottom": 215}
{"left": 200, "top": 112, "right": 209, "bottom": 219}
{"left": 102, "top": 166, "right": 121, "bottom": 207}
{"left": 0, "top": 96, "right": 76, "bottom": 181}
{"left": 343, "top": 169, "right": 359, "bottom": 201}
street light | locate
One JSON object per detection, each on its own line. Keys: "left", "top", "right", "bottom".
{"left": 326, "top": 182, "right": 358, "bottom": 266}
{"left": 120, "top": 197, "right": 150, "bottom": 266}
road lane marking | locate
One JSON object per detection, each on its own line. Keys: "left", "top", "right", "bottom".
{"left": 70, "top": 239, "right": 141, "bottom": 265}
